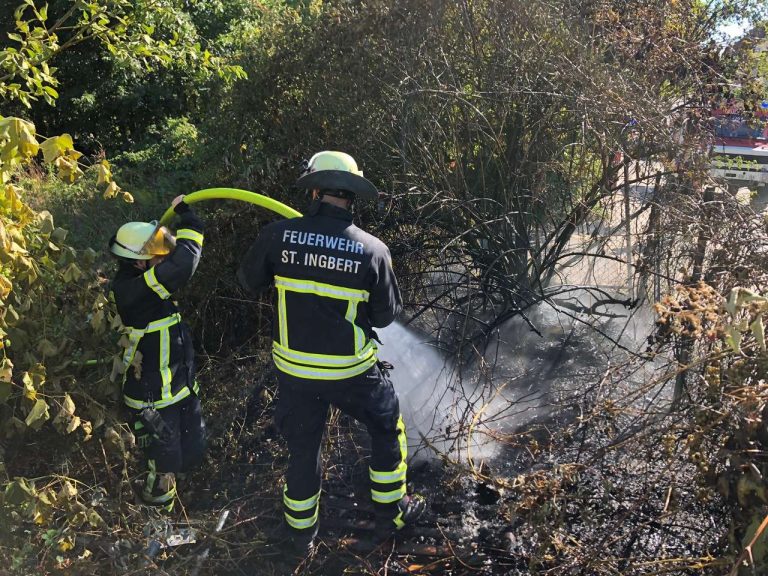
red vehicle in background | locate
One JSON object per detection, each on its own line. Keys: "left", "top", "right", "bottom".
{"left": 710, "top": 102, "right": 768, "bottom": 191}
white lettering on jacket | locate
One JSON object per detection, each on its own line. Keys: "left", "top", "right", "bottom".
{"left": 282, "top": 229, "right": 364, "bottom": 255}
{"left": 304, "top": 252, "right": 362, "bottom": 273}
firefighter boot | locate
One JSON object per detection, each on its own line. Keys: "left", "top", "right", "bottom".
{"left": 282, "top": 524, "right": 317, "bottom": 559}
{"left": 376, "top": 493, "right": 427, "bottom": 541}
{"left": 142, "top": 471, "right": 177, "bottom": 513}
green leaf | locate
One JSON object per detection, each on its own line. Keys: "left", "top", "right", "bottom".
{"left": 4, "top": 478, "right": 34, "bottom": 506}
{"left": 86, "top": 509, "right": 104, "bottom": 528}
{"left": 37, "top": 339, "right": 57, "bottom": 357}
{"left": 90, "top": 308, "right": 105, "bottom": 332}
{"left": 50, "top": 227, "right": 67, "bottom": 243}
{"left": 741, "top": 511, "right": 768, "bottom": 568}
{"left": 40, "top": 134, "right": 72, "bottom": 164}
{"left": 724, "top": 325, "right": 743, "bottom": 354}
{"left": 0, "top": 117, "right": 38, "bottom": 158}
{"left": 0, "top": 358, "right": 13, "bottom": 381}
{"left": 22, "top": 372, "right": 36, "bottom": 400}
{"left": 95, "top": 160, "right": 111, "bottom": 185}
{"left": 726, "top": 287, "right": 768, "bottom": 316}
{"left": 103, "top": 181, "right": 119, "bottom": 199}
{"left": 61, "top": 262, "right": 82, "bottom": 283}
{"left": 752, "top": 315, "right": 766, "bottom": 351}
{"left": 58, "top": 480, "right": 77, "bottom": 501}
{"left": 53, "top": 155, "right": 83, "bottom": 183}
{"left": 3, "top": 416, "right": 25, "bottom": 439}
{"left": 0, "top": 381, "right": 11, "bottom": 403}
{"left": 26, "top": 365, "right": 45, "bottom": 388}
{"left": 4, "top": 305, "right": 18, "bottom": 327}
{"left": 25, "top": 398, "right": 49, "bottom": 430}
{"left": 66, "top": 415, "right": 81, "bottom": 434}
{"left": 37, "top": 209, "right": 54, "bottom": 235}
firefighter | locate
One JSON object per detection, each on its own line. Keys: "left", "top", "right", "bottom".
{"left": 108, "top": 194, "right": 206, "bottom": 512}
{"left": 238, "top": 151, "right": 426, "bottom": 553}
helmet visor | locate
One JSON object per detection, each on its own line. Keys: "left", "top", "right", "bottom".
{"left": 140, "top": 223, "right": 176, "bottom": 256}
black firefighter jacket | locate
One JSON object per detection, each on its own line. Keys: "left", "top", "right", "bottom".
{"left": 237, "top": 200, "right": 402, "bottom": 381}
{"left": 110, "top": 205, "right": 204, "bottom": 409}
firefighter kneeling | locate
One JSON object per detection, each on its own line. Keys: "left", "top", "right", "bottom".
{"left": 108, "top": 195, "right": 207, "bottom": 512}
{"left": 238, "top": 151, "right": 426, "bottom": 554}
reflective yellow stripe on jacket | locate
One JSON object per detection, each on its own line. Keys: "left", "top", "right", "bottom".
{"left": 121, "top": 313, "right": 192, "bottom": 409}
{"left": 272, "top": 276, "right": 378, "bottom": 380}
{"left": 144, "top": 267, "right": 171, "bottom": 300}
{"left": 176, "top": 228, "right": 204, "bottom": 246}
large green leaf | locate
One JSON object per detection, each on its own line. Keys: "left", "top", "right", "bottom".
{"left": 39, "top": 134, "right": 74, "bottom": 164}
{"left": 25, "top": 398, "right": 49, "bottom": 430}
{"left": 52, "top": 394, "right": 80, "bottom": 435}
{"left": 3, "top": 416, "right": 25, "bottom": 439}
{"left": 37, "top": 210, "right": 54, "bottom": 236}
{"left": 4, "top": 478, "right": 35, "bottom": 506}
{"left": 95, "top": 160, "right": 111, "bottom": 185}
{"left": 0, "top": 117, "right": 38, "bottom": 160}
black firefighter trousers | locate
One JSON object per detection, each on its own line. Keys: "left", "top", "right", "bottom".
{"left": 129, "top": 394, "right": 207, "bottom": 510}
{"left": 275, "top": 363, "right": 409, "bottom": 536}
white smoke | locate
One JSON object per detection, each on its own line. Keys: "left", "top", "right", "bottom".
{"left": 377, "top": 297, "right": 655, "bottom": 465}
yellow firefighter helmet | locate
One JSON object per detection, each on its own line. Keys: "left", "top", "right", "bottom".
{"left": 295, "top": 151, "right": 378, "bottom": 203}
{"left": 109, "top": 221, "right": 175, "bottom": 260}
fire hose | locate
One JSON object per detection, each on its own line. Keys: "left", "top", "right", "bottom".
{"left": 158, "top": 187, "right": 302, "bottom": 226}
{"left": 74, "top": 188, "right": 300, "bottom": 368}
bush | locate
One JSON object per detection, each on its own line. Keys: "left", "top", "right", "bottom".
{"left": 112, "top": 117, "right": 206, "bottom": 204}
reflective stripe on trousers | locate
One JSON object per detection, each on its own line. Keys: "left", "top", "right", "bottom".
{"left": 143, "top": 459, "right": 176, "bottom": 511}
{"left": 370, "top": 415, "right": 408, "bottom": 527}
{"left": 283, "top": 484, "right": 320, "bottom": 530}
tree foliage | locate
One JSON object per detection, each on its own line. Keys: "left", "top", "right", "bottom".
{"left": 0, "top": 0, "right": 245, "bottom": 108}
{"left": 0, "top": 116, "right": 125, "bottom": 453}
{"left": 0, "top": 0, "right": 248, "bottom": 158}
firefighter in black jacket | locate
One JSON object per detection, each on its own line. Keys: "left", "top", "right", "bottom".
{"left": 109, "top": 195, "right": 206, "bottom": 512}
{"left": 238, "top": 151, "right": 425, "bottom": 552}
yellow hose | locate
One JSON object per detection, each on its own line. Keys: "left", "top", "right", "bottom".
{"left": 159, "top": 187, "right": 302, "bottom": 225}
